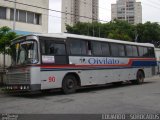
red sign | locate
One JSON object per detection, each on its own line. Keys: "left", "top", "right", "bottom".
{"left": 48, "top": 76, "right": 56, "bottom": 82}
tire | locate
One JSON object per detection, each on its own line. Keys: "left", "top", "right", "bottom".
{"left": 131, "top": 71, "right": 144, "bottom": 84}
{"left": 62, "top": 75, "right": 77, "bottom": 94}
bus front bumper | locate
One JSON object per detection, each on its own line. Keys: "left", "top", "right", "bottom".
{"left": 3, "top": 84, "right": 41, "bottom": 92}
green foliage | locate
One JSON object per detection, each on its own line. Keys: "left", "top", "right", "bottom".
{"left": 66, "top": 20, "right": 160, "bottom": 47}
{"left": 136, "top": 22, "right": 160, "bottom": 47}
{"left": 66, "top": 20, "right": 135, "bottom": 41}
{"left": 0, "top": 26, "right": 18, "bottom": 54}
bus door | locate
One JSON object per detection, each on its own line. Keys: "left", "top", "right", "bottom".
{"left": 40, "top": 39, "right": 68, "bottom": 90}
{"left": 53, "top": 42, "right": 68, "bottom": 64}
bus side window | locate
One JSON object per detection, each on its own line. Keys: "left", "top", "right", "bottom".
{"left": 138, "top": 47, "right": 143, "bottom": 57}
{"left": 40, "top": 40, "right": 46, "bottom": 55}
{"left": 92, "top": 41, "right": 103, "bottom": 56}
{"left": 132, "top": 46, "right": 138, "bottom": 57}
{"left": 49, "top": 43, "right": 55, "bottom": 54}
{"left": 126, "top": 45, "right": 133, "bottom": 57}
{"left": 87, "top": 41, "right": 92, "bottom": 55}
{"left": 110, "top": 43, "right": 119, "bottom": 57}
{"left": 101, "top": 42, "right": 110, "bottom": 56}
{"left": 69, "top": 39, "right": 87, "bottom": 55}
{"left": 118, "top": 44, "right": 125, "bottom": 57}
{"left": 54, "top": 43, "right": 66, "bottom": 55}
{"left": 148, "top": 47, "right": 155, "bottom": 57}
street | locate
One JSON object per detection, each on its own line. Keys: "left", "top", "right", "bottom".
{"left": 0, "top": 76, "right": 160, "bottom": 114}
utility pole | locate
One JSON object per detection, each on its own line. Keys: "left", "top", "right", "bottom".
{"left": 13, "top": 0, "right": 17, "bottom": 31}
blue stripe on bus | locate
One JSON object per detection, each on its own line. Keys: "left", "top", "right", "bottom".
{"left": 132, "top": 61, "right": 157, "bottom": 66}
{"left": 40, "top": 60, "right": 157, "bottom": 71}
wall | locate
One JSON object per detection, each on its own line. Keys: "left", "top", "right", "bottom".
{"left": 0, "top": 0, "right": 49, "bottom": 33}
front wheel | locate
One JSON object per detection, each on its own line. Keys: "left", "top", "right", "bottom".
{"left": 62, "top": 75, "right": 77, "bottom": 94}
{"left": 131, "top": 71, "right": 144, "bottom": 84}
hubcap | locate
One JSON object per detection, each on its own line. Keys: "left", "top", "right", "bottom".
{"left": 67, "top": 79, "right": 74, "bottom": 89}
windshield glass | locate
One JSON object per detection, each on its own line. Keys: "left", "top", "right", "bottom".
{"left": 11, "top": 40, "right": 38, "bottom": 65}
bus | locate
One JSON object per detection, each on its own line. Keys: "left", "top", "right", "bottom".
{"left": 4, "top": 33, "right": 157, "bottom": 94}
{"left": 155, "top": 48, "right": 160, "bottom": 74}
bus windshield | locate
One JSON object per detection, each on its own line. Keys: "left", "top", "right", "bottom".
{"left": 11, "top": 40, "right": 38, "bottom": 66}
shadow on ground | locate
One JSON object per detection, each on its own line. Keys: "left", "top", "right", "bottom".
{"left": 1, "top": 81, "right": 156, "bottom": 99}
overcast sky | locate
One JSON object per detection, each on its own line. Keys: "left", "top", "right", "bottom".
{"left": 49, "top": 0, "right": 160, "bottom": 33}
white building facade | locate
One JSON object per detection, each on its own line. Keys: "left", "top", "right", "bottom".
{"left": 111, "top": 0, "right": 142, "bottom": 24}
{"left": 61, "top": 0, "right": 99, "bottom": 32}
{"left": 0, "top": 0, "right": 49, "bottom": 34}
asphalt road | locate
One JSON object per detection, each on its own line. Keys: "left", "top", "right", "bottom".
{"left": 0, "top": 76, "right": 160, "bottom": 114}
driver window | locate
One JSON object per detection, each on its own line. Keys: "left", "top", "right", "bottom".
{"left": 40, "top": 40, "right": 66, "bottom": 55}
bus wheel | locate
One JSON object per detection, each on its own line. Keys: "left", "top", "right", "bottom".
{"left": 62, "top": 75, "right": 77, "bottom": 94}
{"left": 131, "top": 71, "right": 144, "bottom": 84}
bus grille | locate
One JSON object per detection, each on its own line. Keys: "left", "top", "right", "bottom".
{"left": 5, "top": 72, "right": 30, "bottom": 84}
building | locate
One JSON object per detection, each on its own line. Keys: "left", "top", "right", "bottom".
{"left": 0, "top": 0, "right": 49, "bottom": 34}
{"left": 111, "top": 0, "right": 142, "bottom": 24}
{"left": 61, "top": 0, "right": 99, "bottom": 32}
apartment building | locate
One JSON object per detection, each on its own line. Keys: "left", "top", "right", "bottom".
{"left": 111, "top": 0, "right": 142, "bottom": 24}
{"left": 0, "top": 0, "right": 49, "bottom": 34}
{"left": 61, "top": 0, "right": 99, "bottom": 32}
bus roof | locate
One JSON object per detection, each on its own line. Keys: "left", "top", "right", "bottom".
{"left": 20, "top": 33, "right": 155, "bottom": 47}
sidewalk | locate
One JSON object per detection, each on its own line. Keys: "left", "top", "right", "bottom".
{"left": 150, "top": 75, "right": 160, "bottom": 80}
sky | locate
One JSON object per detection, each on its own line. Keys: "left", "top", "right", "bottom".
{"left": 49, "top": 0, "right": 160, "bottom": 33}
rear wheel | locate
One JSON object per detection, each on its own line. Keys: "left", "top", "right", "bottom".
{"left": 62, "top": 75, "right": 77, "bottom": 94}
{"left": 131, "top": 71, "right": 144, "bottom": 84}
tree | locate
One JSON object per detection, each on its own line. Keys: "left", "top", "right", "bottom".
{"left": 66, "top": 20, "right": 160, "bottom": 47}
{"left": 0, "top": 26, "right": 18, "bottom": 54}
{"left": 136, "top": 22, "right": 160, "bottom": 47}
{"left": 66, "top": 20, "right": 135, "bottom": 41}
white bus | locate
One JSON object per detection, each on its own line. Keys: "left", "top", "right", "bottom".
{"left": 4, "top": 33, "right": 157, "bottom": 94}
{"left": 155, "top": 48, "right": 160, "bottom": 74}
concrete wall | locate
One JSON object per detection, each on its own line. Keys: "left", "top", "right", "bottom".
{"left": 0, "top": 0, "right": 49, "bottom": 33}
{"left": 0, "top": 54, "right": 11, "bottom": 67}
{"left": 61, "top": 0, "right": 99, "bottom": 32}
{"left": 134, "top": 2, "right": 142, "bottom": 24}
{"left": 111, "top": 0, "right": 142, "bottom": 24}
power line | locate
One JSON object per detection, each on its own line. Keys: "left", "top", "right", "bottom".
{"left": 4, "top": 0, "right": 108, "bottom": 23}
{"left": 146, "top": 0, "right": 160, "bottom": 6}
{"left": 141, "top": 2, "right": 160, "bottom": 10}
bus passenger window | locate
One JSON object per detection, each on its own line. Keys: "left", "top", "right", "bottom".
{"left": 148, "top": 47, "right": 155, "bottom": 57}
{"left": 54, "top": 44, "right": 66, "bottom": 55}
{"left": 118, "top": 45, "right": 125, "bottom": 57}
{"left": 126, "top": 45, "right": 133, "bottom": 56}
{"left": 49, "top": 44, "right": 55, "bottom": 54}
{"left": 87, "top": 41, "right": 92, "bottom": 55}
{"left": 132, "top": 46, "right": 138, "bottom": 57}
{"left": 101, "top": 43, "right": 110, "bottom": 56}
{"left": 110, "top": 43, "right": 119, "bottom": 57}
{"left": 92, "top": 42, "right": 102, "bottom": 56}
{"left": 138, "top": 47, "right": 143, "bottom": 57}
{"left": 69, "top": 39, "right": 87, "bottom": 55}
{"left": 143, "top": 47, "right": 148, "bottom": 57}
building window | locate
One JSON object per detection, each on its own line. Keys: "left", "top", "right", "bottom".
{"left": 19, "top": 10, "right": 26, "bottom": 22}
{"left": 10, "top": 8, "right": 41, "bottom": 25}
{"left": 35, "top": 13, "right": 40, "bottom": 25}
{"left": 0, "top": 7, "right": 7, "bottom": 19}
{"left": 10, "top": 9, "right": 18, "bottom": 21}
{"left": 27, "top": 11, "right": 34, "bottom": 24}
